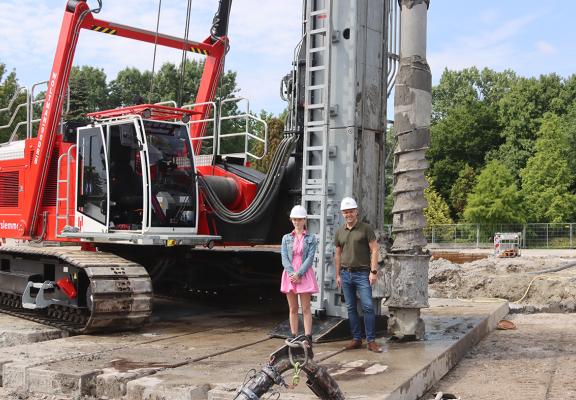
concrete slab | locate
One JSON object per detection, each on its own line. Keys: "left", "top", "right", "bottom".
{"left": 0, "top": 314, "right": 67, "bottom": 386}
{"left": 0, "top": 314, "right": 65, "bottom": 349}
{"left": 124, "top": 299, "right": 507, "bottom": 400}
{"left": 0, "top": 298, "right": 508, "bottom": 400}
{"left": 1, "top": 310, "right": 280, "bottom": 397}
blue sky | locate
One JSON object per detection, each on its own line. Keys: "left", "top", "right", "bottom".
{"left": 1, "top": 1, "right": 575, "bottom": 117}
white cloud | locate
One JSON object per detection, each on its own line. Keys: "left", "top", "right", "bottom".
{"left": 429, "top": 14, "right": 537, "bottom": 80}
{"left": 535, "top": 40, "right": 557, "bottom": 55}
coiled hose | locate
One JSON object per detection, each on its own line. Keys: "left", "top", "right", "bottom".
{"left": 198, "top": 135, "right": 298, "bottom": 224}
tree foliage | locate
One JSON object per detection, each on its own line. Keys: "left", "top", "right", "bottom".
{"left": 66, "top": 66, "right": 109, "bottom": 120}
{"left": 449, "top": 164, "right": 476, "bottom": 221}
{"left": 430, "top": 67, "right": 576, "bottom": 223}
{"left": 520, "top": 113, "right": 576, "bottom": 222}
{"left": 428, "top": 68, "right": 510, "bottom": 201}
{"left": 464, "top": 160, "right": 524, "bottom": 224}
{"left": 424, "top": 182, "right": 453, "bottom": 226}
{"left": 492, "top": 74, "right": 566, "bottom": 172}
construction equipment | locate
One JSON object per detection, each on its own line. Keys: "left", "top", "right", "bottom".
{"left": 0, "top": 0, "right": 297, "bottom": 333}
{"left": 494, "top": 232, "right": 522, "bottom": 258}
{"left": 0, "top": 0, "right": 429, "bottom": 341}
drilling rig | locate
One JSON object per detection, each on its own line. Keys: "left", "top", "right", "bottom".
{"left": 0, "top": 0, "right": 431, "bottom": 341}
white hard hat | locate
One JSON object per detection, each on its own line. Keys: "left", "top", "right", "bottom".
{"left": 340, "top": 197, "right": 358, "bottom": 211}
{"left": 289, "top": 205, "right": 307, "bottom": 219}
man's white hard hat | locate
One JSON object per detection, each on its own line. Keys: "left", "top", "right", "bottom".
{"left": 289, "top": 205, "right": 307, "bottom": 219}
{"left": 340, "top": 197, "right": 358, "bottom": 211}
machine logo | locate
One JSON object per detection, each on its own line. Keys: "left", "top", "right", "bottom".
{"left": 34, "top": 72, "right": 58, "bottom": 165}
{"left": 0, "top": 221, "right": 21, "bottom": 231}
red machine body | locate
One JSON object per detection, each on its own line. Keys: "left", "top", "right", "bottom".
{"left": 0, "top": 0, "right": 234, "bottom": 244}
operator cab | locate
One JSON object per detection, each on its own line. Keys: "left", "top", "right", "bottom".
{"left": 75, "top": 112, "right": 203, "bottom": 243}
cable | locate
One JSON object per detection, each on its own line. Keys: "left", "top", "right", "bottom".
{"left": 198, "top": 136, "right": 293, "bottom": 223}
{"left": 178, "top": 0, "right": 193, "bottom": 106}
{"left": 198, "top": 135, "right": 297, "bottom": 224}
{"left": 513, "top": 274, "right": 574, "bottom": 304}
{"left": 527, "top": 261, "right": 576, "bottom": 275}
{"left": 148, "top": 0, "right": 162, "bottom": 104}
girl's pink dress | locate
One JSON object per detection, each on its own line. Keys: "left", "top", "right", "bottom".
{"left": 280, "top": 232, "right": 319, "bottom": 294}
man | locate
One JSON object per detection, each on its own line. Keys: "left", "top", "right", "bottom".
{"left": 335, "top": 197, "right": 383, "bottom": 353}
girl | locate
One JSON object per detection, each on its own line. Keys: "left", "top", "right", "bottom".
{"left": 280, "top": 205, "right": 319, "bottom": 350}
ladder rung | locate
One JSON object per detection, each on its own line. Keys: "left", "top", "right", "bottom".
{"left": 307, "top": 84, "right": 325, "bottom": 91}
{"left": 305, "top": 120, "right": 326, "bottom": 127}
{"left": 309, "top": 47, "right": 326, "bottom": 53}
{"left": 305, "top": 165, "right": 323, "bottom": 170}
{"left": 305, "top": 146, "right": 325, "bottom": 152}
{"left": 309, "top": 28, "right": 327, "bottom": 35}
{"left": 304, "top": 126, "right": 326, "bottom": 133}
{"left": 310, "top": 10, "right": 328, "bottom": 16}
{"left": 306, "top": 104, "right": 325, "bottom": 109}
{"left": 308, "top": 65, "right": 326, "bottom": 72}
{"left": 302, "top": 198, "right": 324, "bottom": 204}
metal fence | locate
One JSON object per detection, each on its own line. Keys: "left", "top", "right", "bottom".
{"left": 427, "top": 223, "right": 576, "bottom": 249}
{"left": 381, "top": 223, "right": 576, "bottom": 249}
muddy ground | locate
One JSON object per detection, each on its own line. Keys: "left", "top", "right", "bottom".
{"left": 429, "top": 253, "right": 576, "bottom": 312}
{"left": 2, "top": 252, "right": 576, "bottom": 400}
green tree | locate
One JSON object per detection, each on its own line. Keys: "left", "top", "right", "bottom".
{"left": 428, "top": 68, "right": 512, "bottom": 200}
{"left": 432, "top": 67, "right": 516, "bottom": 122}
{"left": 520, "top": 113, "right": 576, "bottom": 222}
{"left": 493, "top": 74, "right": 565, "bottom": 172}
{"left": 562, "top": 101, "right": 576, "bottom": 178}
{"left": 424, "top": 183, "right": 454, "bottom": 226}
{"left": 66, "top": 66, "right": 109, "bottom": 120}
{"left": 464, "top": 160, "right": 524, "bottom": 224}
{"left": 449, "top": 164, "right": 476, "bottom": 221}
{"left": 108, "top": 67, "right": 154, "bottom": 107}
{"left": 251, "top": 116, "right": 284, "bottom": 173}
{"left": 428, "top": 102, "right": 502, "bottom": 200}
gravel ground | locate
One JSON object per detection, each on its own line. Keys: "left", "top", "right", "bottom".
{"left": 421, "top": 313, "right": 576, "bottom": 400}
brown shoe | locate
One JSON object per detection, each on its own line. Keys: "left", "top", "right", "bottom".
{"left": 344, "top": 339, "right": 363, "bottom": 350}
{"left": 367, "top": 341, "right": 383, "bottom": 353}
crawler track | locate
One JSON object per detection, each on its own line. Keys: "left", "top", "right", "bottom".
{"left": 0, "top": 245, "right": 152, "bottom": 334}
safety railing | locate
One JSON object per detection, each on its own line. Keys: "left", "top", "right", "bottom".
{"left": 219, "top": 97, "right": 267, "bottom": 161}
{"left": 182, "top": 101, "right": 217, "bottom": 166}
{"left": 0, "top": 86, "right": 28, "bottom": 142}
{"left": 0, "top": 82, "right": 70, "bottom": 143}
{"left": 183, "top": 97, "right": 268, "bottom": 166}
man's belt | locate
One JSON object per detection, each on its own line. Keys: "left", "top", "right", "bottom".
{"left": 341, "top": 265, "right": 370, "bottom": 272}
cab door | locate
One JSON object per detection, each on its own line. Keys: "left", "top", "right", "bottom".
{"left": 75, "top": 126, "right": 109, "bottom": 233}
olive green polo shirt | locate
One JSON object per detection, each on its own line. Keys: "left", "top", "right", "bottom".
{"left": 335, "top": 221, "right": 376, "bottom": 268}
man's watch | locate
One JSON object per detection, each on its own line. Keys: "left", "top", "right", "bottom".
{"left": 370, "top": 269, "right": 378, "bottom": 274}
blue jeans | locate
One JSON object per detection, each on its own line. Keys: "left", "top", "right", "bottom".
{"left": 341, "top": 270, "right": 376, "bottom": 342}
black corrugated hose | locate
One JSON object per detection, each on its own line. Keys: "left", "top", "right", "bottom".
{"left": 197, "top": 135, "right": 298, "bottom": 224}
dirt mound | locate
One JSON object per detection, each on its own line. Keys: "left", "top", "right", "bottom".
{"left": 429, "top": 255, "right": 576, "bottom": 312}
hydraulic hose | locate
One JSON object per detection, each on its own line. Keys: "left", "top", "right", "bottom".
{"left": 198, "top": 135, "right": 298, "bottom": 224}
